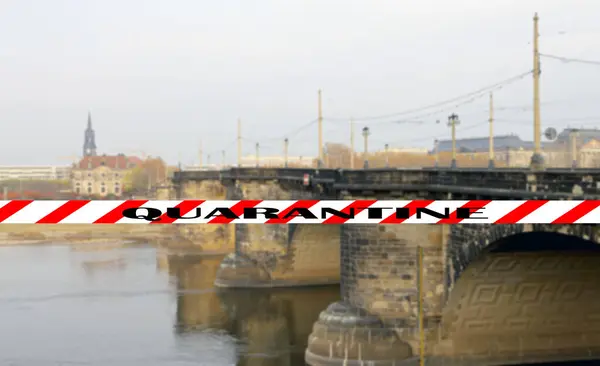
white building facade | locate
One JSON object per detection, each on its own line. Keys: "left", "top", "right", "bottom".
{"left": 0, "top": 166, "right": 72, "bottom": 181}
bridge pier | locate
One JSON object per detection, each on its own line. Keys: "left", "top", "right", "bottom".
{"left": 214, "top": 179, "right": 341, "bottom": 288}
{"left": 306, "top": 224, "right": 447, "bottom": 365}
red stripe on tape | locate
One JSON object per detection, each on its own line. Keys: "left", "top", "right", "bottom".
{"left": 0, "top": 200, "right": 33, "bottom": 223}
{"left": 552, "top": 200, "right": 600, "bottom": 224}
{"left": 94, "top": 200, "right": 149, "bottom": 224}
{"left": 37, "top": 200, "right": 90, "bottom": 224}
{"left": 495, "top": 200, "right": 548, "bottom": 224}
{"left": 208, "top": 200, "right": 263, "bottom": 224}
{"left": 380, "top": 200, "right": 435, "bottom": 224}
{"left": 151, "top": 200, "right": 205, "bottom": 224}
{"left": 322, "top": 200, "right": 377, "bottom": 224}
{"left": 265, "top": 200, "right": 320, "bottom": 224}
{"left": 437, "top": 200, "right": 492, "bottom": 225}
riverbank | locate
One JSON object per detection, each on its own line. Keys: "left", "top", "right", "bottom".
{"left": 0, "top": 224, "right": 173, "bottom": 247}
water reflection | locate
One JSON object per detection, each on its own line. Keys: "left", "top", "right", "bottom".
{"left": 168, "top": 253, "right": 340, "bottom": 366}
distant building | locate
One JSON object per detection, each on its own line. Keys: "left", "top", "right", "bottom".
{"left": 432, "top": 134, "right": 534, "bottom": 153}
{"left": 70, "top": 114, "right": 143, "bottom": 197}
{"left": 71, "top": 154, "right": 143, "bottom": 197}
{"left": 549, "top": 128, "right": 600, "bottom": 150}
{"left": 0, "top": 166, "right": 71, "bottom": 181}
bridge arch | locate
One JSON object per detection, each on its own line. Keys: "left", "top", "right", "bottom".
{"left": 446, "top": 223, "right": 600, "bottom": 294}
{"left": 436, "top": 226, "right": 600, "bottom": 364}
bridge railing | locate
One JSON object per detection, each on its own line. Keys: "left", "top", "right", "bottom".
{"left": 336, "top": 167, "right": 600, "bottom": 198}
{"left": 175, "top": 167, "right": 600, "bottom": 198}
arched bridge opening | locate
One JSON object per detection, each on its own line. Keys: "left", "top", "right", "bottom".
{"left": 437, "top": 230, "right": 600, "bottom": 365}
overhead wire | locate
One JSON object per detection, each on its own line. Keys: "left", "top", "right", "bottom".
{"left": 540, "top": 53, "right": 600, "bottom": 66}
{"left": 323, "top": 70, "right": 533, "bottom": 122}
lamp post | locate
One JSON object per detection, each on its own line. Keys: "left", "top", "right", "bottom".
{"left": 255, "top": 142, "right": 260, "bottom": 167}
{"left": 385, "top": 143, "right": 390, "bottom": 167}
{"left": 362, "top": 127, "right": 370, "bottom": 169}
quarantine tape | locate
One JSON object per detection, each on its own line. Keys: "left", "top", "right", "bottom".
{"left": 0, "top": 200, "right": 599, "bottom": 224}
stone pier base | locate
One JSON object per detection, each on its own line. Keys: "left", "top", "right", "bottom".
{"left": 305, "top": 302, "right": 413, "bottom": 366}
{"left": 214, "top": 253, "right": 339, "bottom": 288}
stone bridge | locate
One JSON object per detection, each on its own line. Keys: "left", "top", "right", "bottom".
{"left": 171, "top": 167, "right": 600, "bottom": 365}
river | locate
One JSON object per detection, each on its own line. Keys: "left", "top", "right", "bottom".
{"left": 0, "top": 243, "right": 339, "bottom": 366}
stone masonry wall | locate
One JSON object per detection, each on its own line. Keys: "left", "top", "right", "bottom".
{"left": 340, "top": 224, "right": 446, "bottom": 327}
{"left": 176, "top": 180, "right": 234, "bottom": 252}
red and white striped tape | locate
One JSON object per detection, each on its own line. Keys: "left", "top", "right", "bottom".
{"left": 0, "top": 200, "right": 599, "bottom": 224}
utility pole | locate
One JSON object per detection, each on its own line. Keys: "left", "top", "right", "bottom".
{"left": 434, "top": 139, "right": 439, "bottom": 168}
{"left": 207, "top": 154, "right": 211, "bottom": 167}
{"left": 362, "top": 126, "right": 370, "bottom": 169}
{"left": 255, "top": 142, "right": 260, "bottom": 167}
{"left": 571, "top": 129, "right": 579, "bottom": 169}
{"left": 221, "top": 150, "right": 226, "bottom": 167}
{"left": 350, "top": 119, "right": 355, "bottom": 169}
{"left": 531, "top": 12, "right": 544, "bottom": 169}
{"left": 385, "top": 143, "right": 390, "bottom": 167}
{"left": 237, "top": 118, "right": 242, "bottom": 167}
{"left": 448, "top": 114, "right": 460, "bottom": 169}
{"left": 488, "top": 92, "right": 495, "bottom": 169}
{"left": 318, "top": 89, "right": 323, "bottom": 168}
{"left": 284, "top": 138, "right": 289, "bottom": 168}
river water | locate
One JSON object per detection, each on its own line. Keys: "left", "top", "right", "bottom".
{"left": 0, "top": 243, "right": 339, "bottom": 366}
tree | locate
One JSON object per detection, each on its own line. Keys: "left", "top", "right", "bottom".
{"left": 122, "top": 165, "right": 149, "bottom": 194}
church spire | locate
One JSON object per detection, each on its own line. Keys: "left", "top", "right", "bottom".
{"left": 83, "top": 111, "right": 97, "bottom": 157}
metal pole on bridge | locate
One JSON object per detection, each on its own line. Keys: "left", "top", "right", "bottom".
{"left": 350, "top": 119, "right": 355, "bottom": 169}
{"left": 434, "top": 139, "right": 439, "bottom": 168}
{"left": 571, "top": 129, "right": 579, "bottom": 169}
{"left": 284, "top": 138, "right": 289, "bottom": 168}
{"left": 448, "top": 114, "right": 460, "bottom": 168}
{"left": 362, "top": 127, "right": 370, "bottom": 169}
{"left": 488, "top": 92, "right": 495, "bottom": 169}
{"left": 237, "top": 118, "right": 242, "bottom": 167}
{"left": 530, "top": 12, "right": 544, "bottom": 169}
{"left": 255, "top": 142, "right": 260, "bottom": 168}
{"left": 318, "top": 89, "right": 324, "bottom": 168}
{"left": 221, "top": 150, "right": 226, "bottom": 168}
{"left": 385, "top": 143, "right": 390, "bottom": 167}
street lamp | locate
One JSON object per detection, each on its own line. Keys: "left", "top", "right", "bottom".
{"left": 362, "top": 127, "right": 370, "bottom": 169}
{"left": 255, "top": 142, "right": 260, "bottom": 167}
{"left": 384, "top": 143, "right": 390, "bottom": 167}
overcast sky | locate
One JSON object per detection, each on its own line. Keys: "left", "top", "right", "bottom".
{"left": 1, "top": 0, "right": 600, "bottom": 165}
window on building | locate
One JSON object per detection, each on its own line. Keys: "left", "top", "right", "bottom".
{"left": 115, "top": 173, "right": 119, "bottom": 178}
{"left": 114, "top": 186, "right": 120, "bottom": 194}
{"left": 87, "top": 187, "right": 92, "bottom": 193}
{"left": 101, "top": 187, "right": 105, "bottom": 193}
{"left": 75, "top": 187, "right": 80, "bottom": 194}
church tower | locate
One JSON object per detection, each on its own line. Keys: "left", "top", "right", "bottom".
{"left": 83, "top": 111, "right": 97, "bottom": 157}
